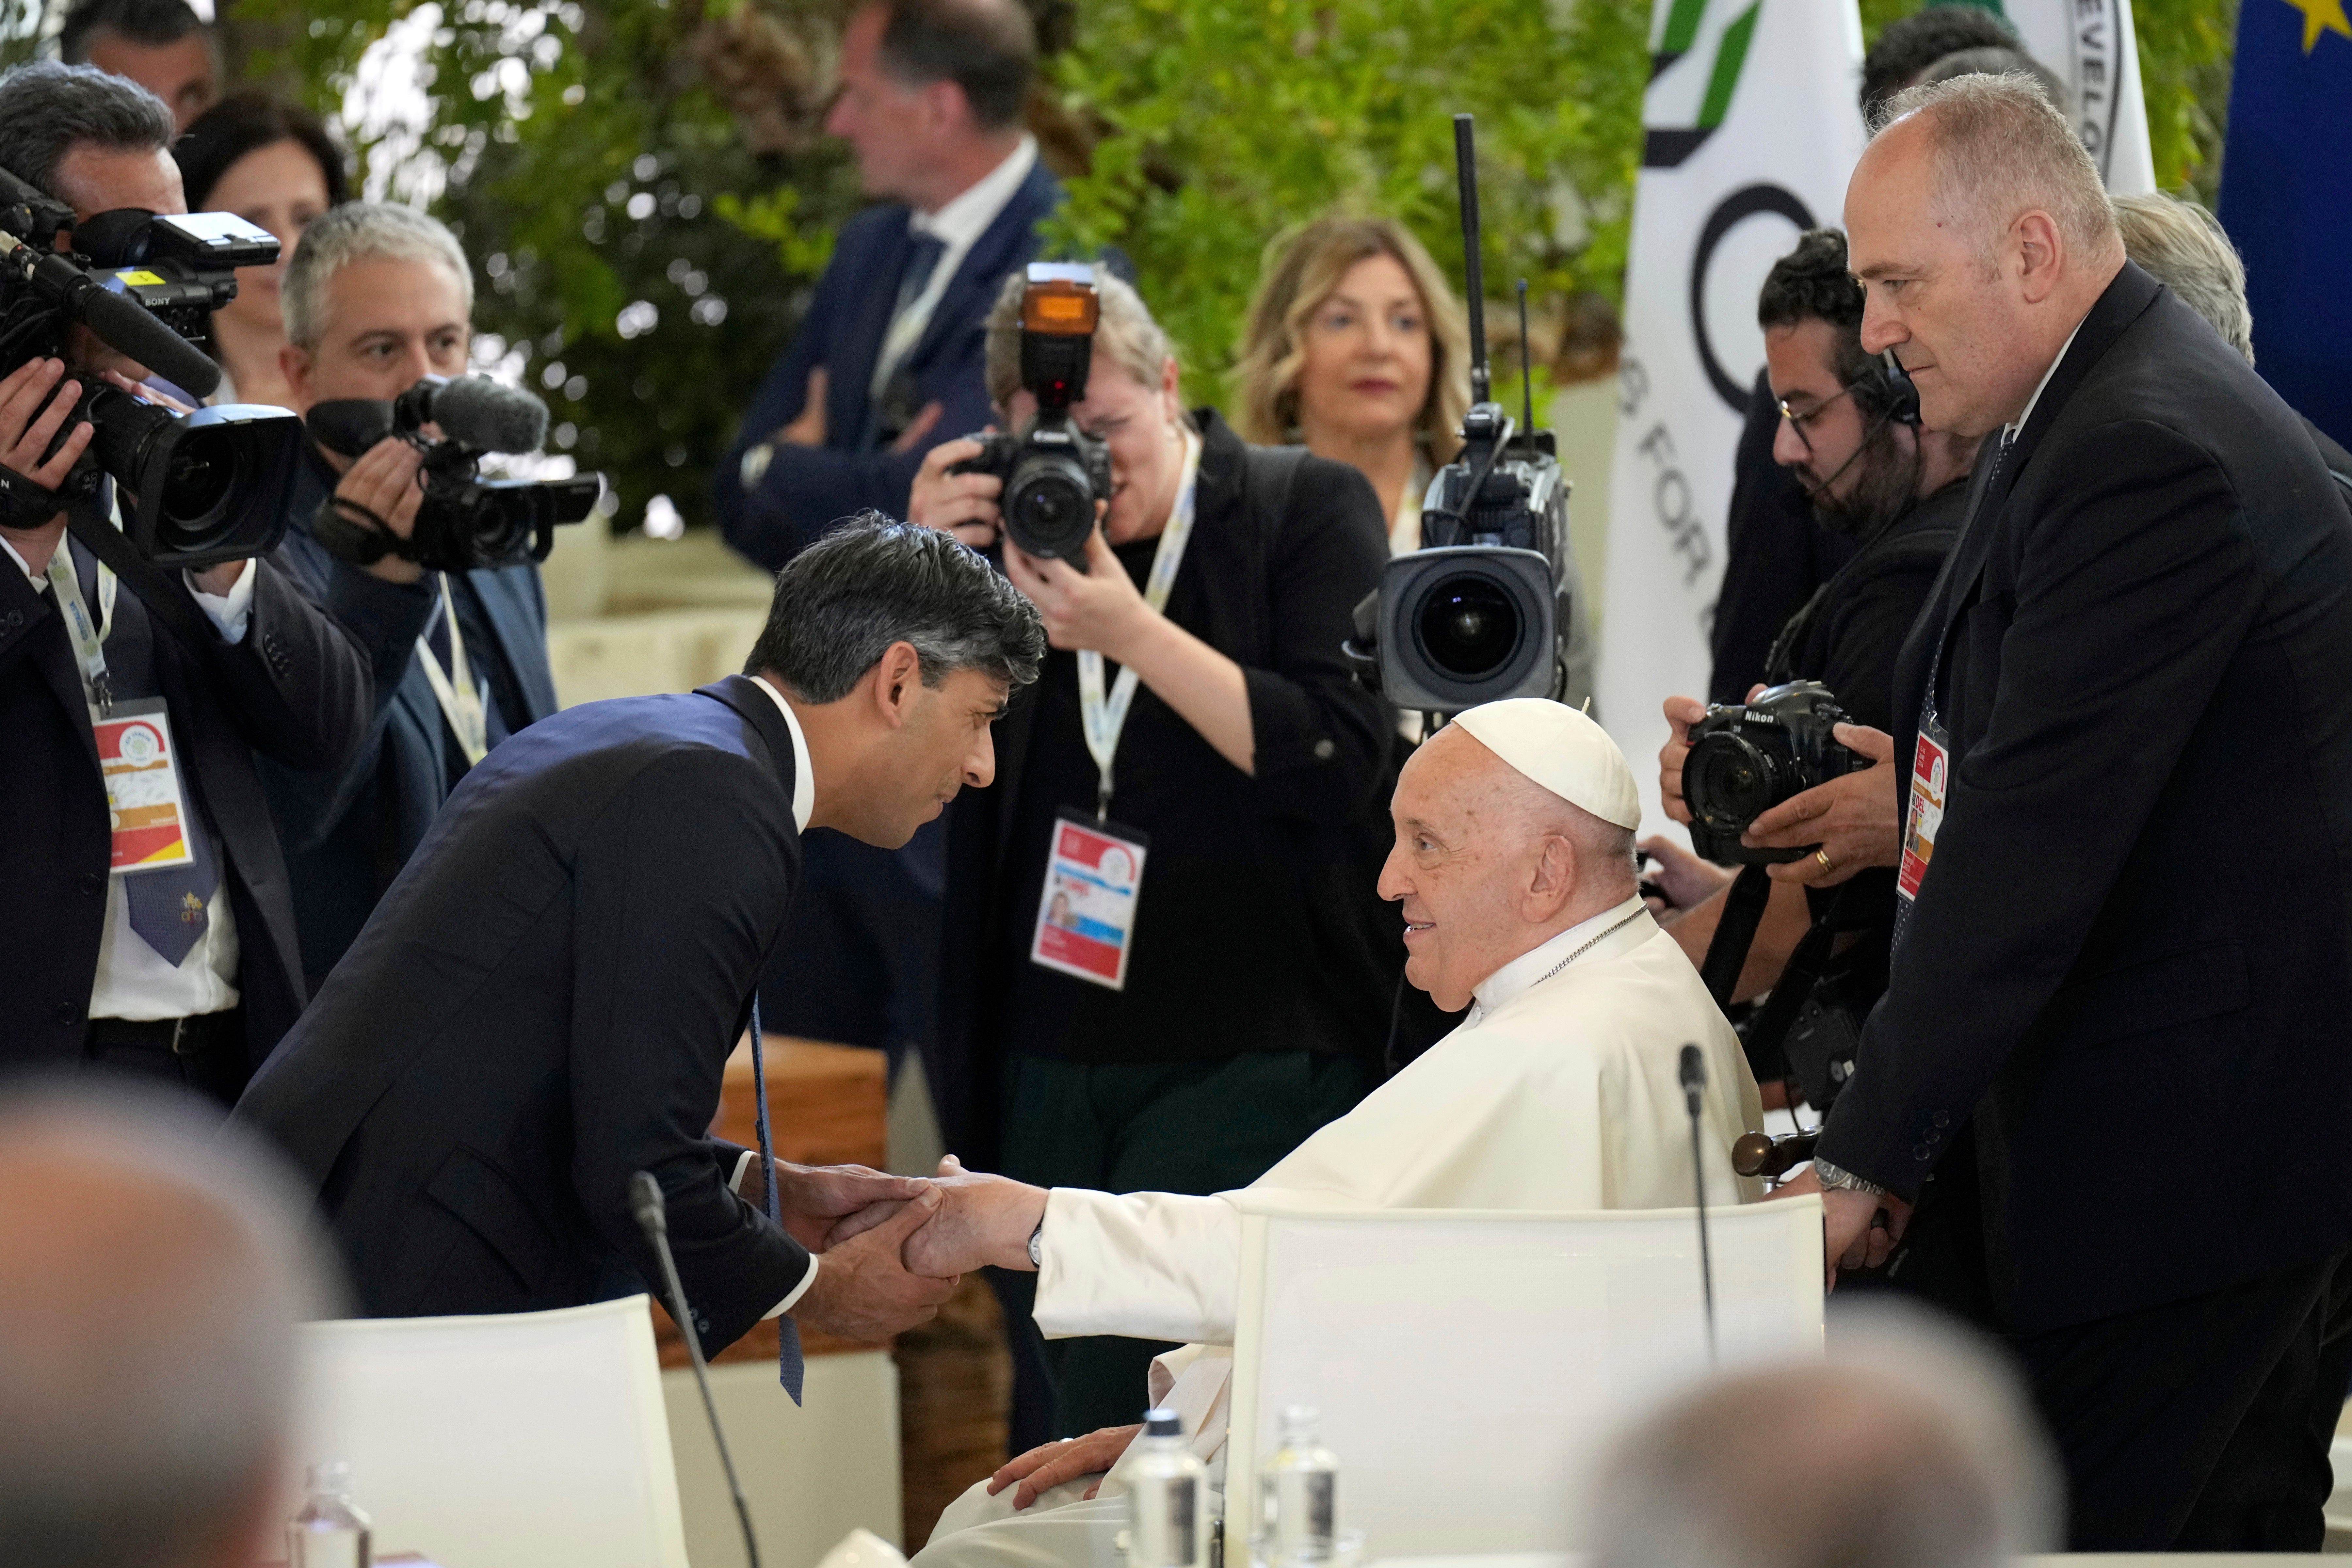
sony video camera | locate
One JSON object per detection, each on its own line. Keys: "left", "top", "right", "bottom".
{"left": 0, "top": 165, "right": 303, "bottom": 568}
{"left": 1344, "top": 115, "right": 1573, "bottom": 716}
{"left": 307, "top": 376, "right": 604, "bottom": 573}
{"left": 1682, "top": 680, "right": 1871, "bottom": 865}
{"left": 948, "top": 262, "right": 1114, "bottom": 565}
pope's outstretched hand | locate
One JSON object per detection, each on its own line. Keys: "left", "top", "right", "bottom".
{"left": 901, "top": 1155, "right": 1048, "bottom": 1278}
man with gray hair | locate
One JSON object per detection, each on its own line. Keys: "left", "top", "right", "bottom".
{"left": 0, "top": 1084, "right": 337, "bottom": 1567}
{"left": 1796, "top": 72, "right": 2352, "bottom": 1546}
{"left": 239, "top": 517, "right": 1046, "bottom": 1375}
{"left": 257, "top": 200, "right": 562, "bottom": 991}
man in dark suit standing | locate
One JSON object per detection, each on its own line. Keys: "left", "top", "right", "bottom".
{"left": 256, "top": 202, "right": 562, "bottom": 993}
{"left": 713, "top": 0, "right": 1056, "bottom": 1073}
{"left": 1799, "top": 76, "right": 2352, "bottom": 1548}
{"left": 237, "top": 519, "right": 1045, "bottom": 1358}
{"left": 0, "top": 62, "right": 371, "bottom": 1096}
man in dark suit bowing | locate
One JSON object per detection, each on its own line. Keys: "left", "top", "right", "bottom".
{"left": 237, "top": 518, "right": 1046, "bottom": 1357}
{"left": 1793, "top": 75, "right": 2352, "bottom": 1549}
{"left": 713, "top": 0, "right": 1057, "bottom": 1077}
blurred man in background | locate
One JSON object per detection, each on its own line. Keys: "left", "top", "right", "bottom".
{"left": 0, "top": 1084, "right": 338, "bottom": 1568}
{"left": 714, "top": 0, "right": 1060, "bottom": 1096}
{"left": 59, "top": 0, "right": 217, "bottom": 130}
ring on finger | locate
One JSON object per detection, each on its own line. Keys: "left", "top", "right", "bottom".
{"left": 1814, "top": 847, "right": 1835, "bottom": 873}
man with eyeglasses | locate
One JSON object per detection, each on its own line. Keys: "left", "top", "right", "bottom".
{"left": 1640, "top": 228, "right": 1986, "bottom": 1310}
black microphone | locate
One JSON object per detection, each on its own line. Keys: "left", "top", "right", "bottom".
{"left": 629, "top": 1171, "right": 763, "bottom": 1568}
{"left": 0, "top": 231, "right": 222, "bottom": 397}
{"left": 1679, "top": 1045, "right": 1719, "bottom": 1361}
{"left": 307, "top": 375, "right": 551, "bottom": 460}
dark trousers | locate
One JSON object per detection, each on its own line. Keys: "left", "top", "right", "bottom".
{"left": 757, "top": 820, "right": 942, "bottom": 1076}
{"left": 991, "top": 1048, "right": 1368, "bottom": 1449}
{"left": 84, "top": 1009, "right": 248, "bottom": 1107}
{"left": 2014, "top": 1247, "right": 2352, "bottom": 1550}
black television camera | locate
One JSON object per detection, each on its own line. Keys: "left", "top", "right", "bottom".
{"left": 947, "top": 262, "right": 1114, "bottom": 565}
{"left": 0, "top": 165, "right": 303, "bottom": 569}
{"left": 1681, "top": 680, "right": 1870, "bottom": 865}
{"left": 1344, "top": 115, "right": 1574, "bottom": 717}
{"left": 308, "top": 376, "right": 604, "bottom": 573}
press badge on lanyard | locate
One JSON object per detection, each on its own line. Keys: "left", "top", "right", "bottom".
{"left": 46, "top": 547, "right": 197, "bottom": 872}
{"left": 1027, "top": 429, "right": 1201, "bottom": 991}
{"left": 1898, "top": 692, "right": 1952, "bottom": 904}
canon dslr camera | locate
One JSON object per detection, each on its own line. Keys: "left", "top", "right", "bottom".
{"left": 948, "top": 262, "right": 1113, "bottom": 565}
{"left": 1682, "top": 680, "right": 1870, "bottom": 865}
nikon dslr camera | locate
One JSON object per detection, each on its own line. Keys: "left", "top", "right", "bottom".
{"left": 1682, "top": 680, "right": 1870, "bottom": 865}
{"left": 948, "top": 263, "right": 1113, "bottom": 566}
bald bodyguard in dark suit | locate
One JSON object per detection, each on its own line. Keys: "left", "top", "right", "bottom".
{"left": 238, "top": 519, "right": 1045, "bottom": 1355}
{"left": 1805, "top": 78, "right": 2352, "bottom": 1549}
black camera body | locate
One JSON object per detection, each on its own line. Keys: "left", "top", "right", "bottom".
{"left": 949, "top": 263, "right": 1114, "bottom": 565}
{"left": 1682, "top": 680, "right": 1869, "bottom": 865}
{"left": 0, "top": 166, "right": 303, "bottom": 567}
{"left": 308, "top": 376, "right": 602, "bottom": 573}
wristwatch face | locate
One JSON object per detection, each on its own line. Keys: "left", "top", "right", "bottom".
{"left": 1029, "top": 1223, "right": 1043, "bottom": 1267}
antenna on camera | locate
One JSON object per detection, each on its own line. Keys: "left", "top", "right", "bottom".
{"left": 1517, "top": 279, "right": 1534, "bottom": 445}
{"left": 1453, "top": 113, "right": 1489, "bottom": 407}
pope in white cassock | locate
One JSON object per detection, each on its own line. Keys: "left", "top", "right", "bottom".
{"left": 902, "top": 699, "right": 1764, "bottom": 1568}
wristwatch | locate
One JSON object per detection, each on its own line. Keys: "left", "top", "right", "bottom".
{"left": 1028, "top": 1217, "right": 1045, "bottom": 1268}
{"left": 1812, "top": 1158, "right": 1891, "bottom": 1199}
{"left": 740, "top": 441, "right": 775, "bottom": 488}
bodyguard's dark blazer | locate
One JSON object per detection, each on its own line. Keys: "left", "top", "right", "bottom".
{"left": 1817, "top": 263, "right": 2352, "bottom": 1334}
{"left": 0, "top": 534, "right": 371, "bottom": 1071}
{"left": 713, "top": 159, "right": 1061, "bottom": 567}
{"left": 261, "top": 453, "right": 562, "bottom": 986}
{"left": 235, "top": 674, "right": 814, "bottom": 1351}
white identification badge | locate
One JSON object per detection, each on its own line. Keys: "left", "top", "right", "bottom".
{"left": 96, "top": 697, "right": 195, "bottom": 873}
{"left": 1030, "top": 808, "right": 1149, "bottom": 990}
{"left": 1896, "top": 719, "right": 1949, "bottom": 904}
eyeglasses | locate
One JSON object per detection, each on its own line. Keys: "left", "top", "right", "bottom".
{"left": 1775, "top": 381, "right": 1862, "bottom": 459}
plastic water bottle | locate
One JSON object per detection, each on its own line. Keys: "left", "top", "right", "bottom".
{"left": 1257, "top": 1405, "right": 1339, "bottom": 1565}
{"left": 287, "top": 1461, "right": 373, "bottom": 1568}
{"left": 1123, "top": 1406, "right": 1207, "bottom": 1568}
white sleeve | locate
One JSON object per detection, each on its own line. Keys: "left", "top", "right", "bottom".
{"left": 185, "top": 560, "right": 256, "bottom": 642}
{"left": 1032, "top": 1187, "right": 1242, "bottom": 1346}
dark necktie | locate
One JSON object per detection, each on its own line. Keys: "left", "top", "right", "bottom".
{"left": 124, "top": 815, "right": 218, "bottom": 967}
{"left": 895, "top": 232, "right": 947, "bottom": 319}
{"left": 749, "top": 995, "right": 806, "bottom": 1403}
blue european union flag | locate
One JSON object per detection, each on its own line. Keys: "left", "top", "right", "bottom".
{"left": 2218, "top": 0, "right": 2352, "bottom": 448}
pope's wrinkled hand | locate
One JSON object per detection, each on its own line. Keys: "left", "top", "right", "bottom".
{"left": 900, "top": 1154, "right": 1049, "bottom": 1278}
{"left": 988, "top": 1424, "right": 1144, "bottom": 1509}
{"left": 754, "top": 1159, "right": 931, "bottom": 1252}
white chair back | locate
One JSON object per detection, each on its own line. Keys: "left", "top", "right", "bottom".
{"left": 294, "top": 1294, "right": 691, "bottom": 1568}
{"left": 1226, "top": 1198, "right": 1824, "bottom": 1558}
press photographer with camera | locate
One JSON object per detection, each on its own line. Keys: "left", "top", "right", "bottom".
{"left": 254, "top": 201, "right": 565, "bottom": 990}
{"left": 1649, "top": 231, "right": 1979, "bottom": 1037}
{"left": 0, "top": 62, "right": 370, "bottom": 1092}
{"left": 910, "top": 266, "right": 1398, "bottom": 1443}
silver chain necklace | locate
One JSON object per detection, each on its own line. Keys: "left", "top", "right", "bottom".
{"left": 1530, "top": 907, "right": 1648, "bottom": 988}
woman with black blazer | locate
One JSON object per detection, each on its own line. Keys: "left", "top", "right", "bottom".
{"left": 910, "top": 270, "right": 1399, "bottom": 1443}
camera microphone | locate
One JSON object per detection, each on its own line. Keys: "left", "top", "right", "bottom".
{"left": 421, "top": 375, "right": 550, "bottom": 454}
{"left": 628, "top": 1171, "right": 764, "bottom": 1568}
{"left": 1679, "top": 1044, "right": 1718, "bottom": 1362}
{"left": 0, "top": 231, "right": 222, "bottom": 398}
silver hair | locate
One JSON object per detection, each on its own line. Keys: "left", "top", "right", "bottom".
{"left": 0, "top": 60, "right": 171, "bottom": 203}
{"left": 1873, "top": 72, "right": 2119, "bottom": 270}
{"left": 283, "top": 200, "right": 475, "bottom": 349}
{"left": 983, "top": 266, "right": 1178, "bottom": 412}
{"left": 2112, "top": 191, "right": 2255, "bottom": 365}
{"left": 1588, "top": 1303, "right": 2060, "bottom": 1568}
{"left": 0, "top": 1084, "right": 340, "bottom": 1568}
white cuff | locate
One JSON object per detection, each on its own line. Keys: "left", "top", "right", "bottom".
{"left": 765, "top": 1254, "right": 818, "bottom": 1320}
{"left": 185, "top": 559, "right": 255, "bottom": 642}
{"left": 730, "top": 1148, "right": 757, "bottom": 1194}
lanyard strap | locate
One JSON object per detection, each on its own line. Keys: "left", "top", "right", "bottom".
{"left": 44, "top": 543, "right": 120, "bottom": 716}
{"left": 1077, "top": 429, "right": 1201, "bottom": 819}
{"left": 414, "top": 573, "right": 490, "bottom": 767}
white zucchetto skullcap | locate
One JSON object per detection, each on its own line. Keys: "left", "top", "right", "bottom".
{"left": 1450, "top": 699, "right": 1641, "bottom": 830}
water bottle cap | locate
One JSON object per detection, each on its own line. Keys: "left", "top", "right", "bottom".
{"left": 306, "top": 1460, "right": 352, "bottom": 1497}
{"left": 1144, "top": 1406, "right": 1182, "bottom": 1438}
{"left": 1280, "top": 1403, "right": 1320, "bottom": 1433}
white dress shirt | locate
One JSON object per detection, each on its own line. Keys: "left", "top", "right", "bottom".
{"left": 744, "top": 674, "right": 822, "bottom": 1318}
{"left": 4, "top": 531, "right": 256, "bottom": 1020}
{"left": 868, "top": 134, "right": 1040, "bottom": 403}
{"left": 2004, "top": 317, "right": 2087, "bottom": 448}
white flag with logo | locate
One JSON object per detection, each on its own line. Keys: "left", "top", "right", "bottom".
{"left": 1997, "top": 0, "right": 2157, "bottom": 193}
{"left": 1597, "top": 0, "right": 1868, "bottom": 834}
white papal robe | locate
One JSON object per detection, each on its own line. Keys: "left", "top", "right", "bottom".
{"left": 913, "top": 896, "right": 1764, "bottom": 1568}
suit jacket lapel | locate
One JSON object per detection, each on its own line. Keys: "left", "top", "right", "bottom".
{"left": 904, "top": 162, "right": 1057, "bottom": 379}
{"left": 831, "top": 216, "right": 916, "bottom": 449}
{"left": 468, "top": 567, "right": 560, "bottom": 722}
{"left": 700, "top": 672, "right": 799, "bottom": 810}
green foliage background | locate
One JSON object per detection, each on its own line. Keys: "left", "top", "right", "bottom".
{"left": 0, "top": 0, "right": 2245, "bottom": 535}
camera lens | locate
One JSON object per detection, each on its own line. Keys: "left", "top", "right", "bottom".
{"left": 1005, "top": 454, "right": 1096, "bottom": 560}
{"left": 1414, "top": 572, "right": 1522, "bottom": 679}
{"left": 1685, "top": 732, "right": 1783, "bottom": 830}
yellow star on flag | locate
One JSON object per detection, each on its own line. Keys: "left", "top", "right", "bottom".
{"left": 2283, "top": 0, "right": 2352, "bottom": 52}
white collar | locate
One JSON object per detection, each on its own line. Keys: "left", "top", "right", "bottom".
{"left": 1466, "top": 893, "right": 1652, "bottom": 1025}
{"left": 2004, "top": 316, "right": 2086, "bottom": 447}
{"left": 749, "top": 675, "right": 816, "bottom": 832}
{"left": 0, "top": 533, "right": 37, "bottom": 585}
{"left": 911, "top": 134, "right": 1037, "bottom": 251}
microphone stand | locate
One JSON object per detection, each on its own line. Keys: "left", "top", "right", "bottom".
{"left": 631, "top": 1171, "right": 763, "bottom": 1568}
{"left": 1678, "top": 1045, "right": 1719, "bottom": 1362}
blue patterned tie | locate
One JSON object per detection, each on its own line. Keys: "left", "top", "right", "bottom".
{"left": 750, "top": 996, "right": 806, "bottom": 1404}
{"left": 122, "top": 795, "right": 217, "bottom": 967}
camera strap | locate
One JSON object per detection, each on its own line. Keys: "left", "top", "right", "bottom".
{"left": 412, "top": 572, "right": 491, "bottom": 768}
{"left": 1076, "top": 428, "right": 1201, "bottom": 820}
